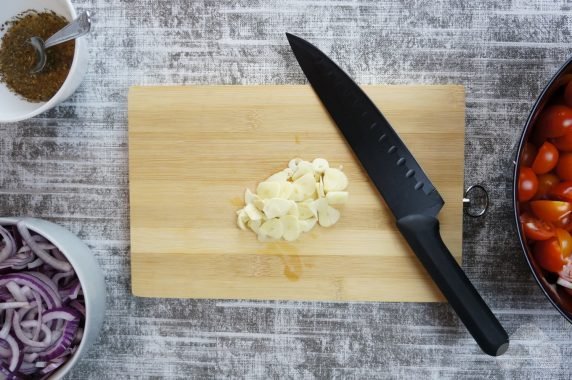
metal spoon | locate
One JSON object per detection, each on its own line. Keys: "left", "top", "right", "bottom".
{"left": 29, "top": 11, "right": 91, "bottom": 74}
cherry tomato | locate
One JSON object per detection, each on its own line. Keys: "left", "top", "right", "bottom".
{"left": 530, "top": 200, "right": 572, "bottom": 222}
{"left": 550, "top": 181, "right": 572, "bottom": 202}
{"left": 557, "top": 228, "right": 572, "bottom": 257}
{"left": 534, "top": 237, "right": 567, "bottom": 272}
{"left": 520, "top": 212, "right": 555, "bottom": 240}
{"left": 532, "top": 142, "right": 559, "bottom": 174}
{"left": 536, "top": 105, "right": 572, "bottom": 138}
{"left": 535, "top": 173, "right": 560, "bottom": 199}
{"left": 565, "top": 81, "right": 572, "bottom": 108}
{"left": 518, "top": 167, "right": 538, "bottom": 202}
{"left": 557, "top": 153, "right": 572, "bottom": 180}
{"left": 552, "top": 132, "right": 572, "bottom": 151}
{"left": 520, "top": 142, "right": 538, "bottom": 166}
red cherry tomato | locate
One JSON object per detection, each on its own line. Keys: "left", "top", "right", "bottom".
{"left": 565, "top": 81, "right": 572, "bottom": 108}
{"left": 535, "top": 173, "right": 560, "bottom": 199}
{"left": 557, "top": 228, "right": 572, "bottom": 257}
{"left": 518, "top": 167, "right": 538, "bottom": 202}
{"left": 532, "top": 142, "right": 559, "bottom": 174}
{"left": 534, "top": 237, "right": 567, "bottom": 272}
{"left": 536, "top": 105, "right": 572, "bottom": 138}
{"left": 557, "top": 153, "right": 572, "bottom": 180}
{"left": 530, "top": 200, "right": 572, "bottom": 222}
{"left": 520, "top": 142, "right": 538, "bottom": 166}
{"left": 550, "top": 181, "right": 572, "bottom": 202}
{"left": 520, "top": 212, "right": 555, "bottom": 240}
{"left": 552, "top": 132, "right": 572, "bottom": 151}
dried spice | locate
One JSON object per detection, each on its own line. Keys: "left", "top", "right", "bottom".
{"left": 0, "top": 11, "right": 74, "bottom": 102}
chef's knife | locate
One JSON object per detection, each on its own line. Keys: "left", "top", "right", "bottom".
{"left": 286, "top": 33, "right": 509, "bottom": 356}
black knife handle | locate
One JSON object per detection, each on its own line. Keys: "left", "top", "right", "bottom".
{"left": 396, "top": 214, "right": 509, "bottom": 356}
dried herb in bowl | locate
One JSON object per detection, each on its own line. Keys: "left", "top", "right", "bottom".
{"left": 0, "top": 11, "right": 75, "bottom": 103}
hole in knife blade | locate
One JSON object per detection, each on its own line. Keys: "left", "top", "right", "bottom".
{"left": 414, "top": 181, "right": 424, "bottom": 190}
{"left": 406, "top": 169, "right": 415, "bottom": 178}
{"left": 396, "top": 157, "right": 405, "bottom": 166}
{"left": 388, "top": 146, "right": 396, "bottom": 154}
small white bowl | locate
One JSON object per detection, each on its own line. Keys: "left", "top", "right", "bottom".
{"left": 0, "top": 217, "right": 106, "bottom": 379}
{"left": 0, "top": 0, "right": 88, "bottom": 123}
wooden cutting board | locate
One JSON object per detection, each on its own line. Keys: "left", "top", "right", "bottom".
{"left": 128, "top": 85, "right": 465, "bottom": 302}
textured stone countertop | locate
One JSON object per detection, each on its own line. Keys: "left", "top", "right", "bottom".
{"left": 1, "top": 0, "right": 571, "bottom": 378}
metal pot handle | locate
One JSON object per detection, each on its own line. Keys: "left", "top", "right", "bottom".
{"left": 463, "top": 185, "right": 489, "bottom": 217}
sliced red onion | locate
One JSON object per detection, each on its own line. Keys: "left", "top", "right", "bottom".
{"left": 557, "top": 277, "right": 572, "bottom": 289}
{"left": 42, "top": 307, "right": 80, "bottom": 323}
{"left": 0, "top": 303, "right": 29, "bottom": 310}
{"left": 0, "top": 364, "right": 22, "bottom": 379}
{"left": 12, "top": 313, "right": 50, "bottom": 348}
{"left": 0, "top": 274, "right": 61, "bottom": 309}
{"left": 68, "top": 300, "right": 85, "bottom": 317}
{"left": 3, "top": 335, "right": 20, "bottom": 372}
{"left": 23, "top": 352, "right": 37, "bottom": 362}
{"left": 0, "top": 224, "right": 86, "bottom": 378}
{"left": 37, "top": 319, "right": 79, "bottom": 361}
{"left": 0, "top": 310, "right": 14, "bottom": 339}
{"left": 0, "top": 339, "right": 10, "bottom": 358}
{"left": 5, "top": 282, "right": 25, "bottom": 303}
{"left": 16, "top": 224, "right": 72, "bottom": 273}
{"left": 60, "top": 280, "right": 81, "bottom": 301}
{"left": 26, "top": 259, "right": 44, "bottom": 270}
{"left": 0, "top": 226, "right": 16, "bottom": 264}
{"left": 0, "top": 251, "right": 34, "bottom": 271}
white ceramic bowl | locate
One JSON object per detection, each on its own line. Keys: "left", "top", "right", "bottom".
{"left": 0, "top": 217, "right": 106, "bottom": 379}
{"left": 0, "top": 0, "right": 88, "bottom": 123}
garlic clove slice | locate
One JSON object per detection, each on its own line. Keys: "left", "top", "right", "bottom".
{"left": 259, "top": 218, "right": 283, "bottom": 240}
{"left": 263, "top": 198, "right": 296, "bottom": 219}
{"left": 281, "top": 215, "right": 301, "bottom": 241}
{"left": 257, "top": 181, "right": 281, "bottom": 199}
{"left": 323, "top": 168, "right": 348, "bottom": 192}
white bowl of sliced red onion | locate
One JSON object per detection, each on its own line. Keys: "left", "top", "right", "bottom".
{"left": 0, "top": 217, "right": 105, "bottom": 379}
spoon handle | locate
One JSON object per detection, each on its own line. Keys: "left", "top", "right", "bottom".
{"left": 44, "top": 11, "right": 91, "bottom": 49}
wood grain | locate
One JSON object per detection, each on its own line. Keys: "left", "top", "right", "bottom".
{"left": 128, "top": 85, "right": 465, "bottom": 301}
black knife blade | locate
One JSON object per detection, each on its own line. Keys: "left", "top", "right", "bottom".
{"left": 286, "top": 33, "right": 509, "bottom": 356}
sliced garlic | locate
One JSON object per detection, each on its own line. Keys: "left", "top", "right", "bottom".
{"left": 244, "top": 203, "right": 263, "bottom": 221}
{"left": 288, "top": 184, "right": 306, "bottom": 202}
{"left": 299, "top": 217, "right": 318, "bottom": 232}
{"left": 266, "top": 169, "right": 291, "bottom": 182}
{"left": 298, "top": 200, "right": 316, "bottom": 220}
{"left": 323, "top": 168, "right": 348, "bottom": 192}
{"left": 259, "top": 218, "right": 283, "bottom": 240}
{"left": 237, "top": 210, "right": 249, "bottom": 230}
{"left": 288, "top": 158, "right": 303, "bottom": 171}
{"left": 318, "top": 205, "right": 340, "bottom": 227}
{"left": 263, "top": 198, "right": 296, "bottom": 219}
{"left": 281, "top": 215, "right": 301, "bottom": 241}
{"left": 326, "top": 191, "right": 348, "bottom": 205}
{"left": 292, "top": 160, "right": 313, "bottom": 180}
{"left": 279, "top": 181, "right": 294, "bottom": 199}
{"left": 287, "top": 203, "right": 299, "bottom": 218}
{"left": 312, "top": 158, "right": 329, "bottom": 174}
{"left": 257, "top": 181, "right": 281, "bottom": 199}
{"left": 294, "top": 172, "right": 316, "bottom": 197}
{"left": 237, "top": 158, "right": 348, "bottom": 241}
{"left": 247, "top": 219, "right": 261, "bottom": 233}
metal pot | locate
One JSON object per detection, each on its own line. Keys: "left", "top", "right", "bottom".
{"left": 514, "top": 55, "right": 572, "bottom": 322}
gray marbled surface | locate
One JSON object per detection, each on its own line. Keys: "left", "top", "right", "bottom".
{"left": 1, "top": 0, "right": 571, "bottom": 378}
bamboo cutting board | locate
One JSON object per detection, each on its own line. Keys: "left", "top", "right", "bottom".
{"left": 129, "top": 85, "right": 465, "bottom": 302}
